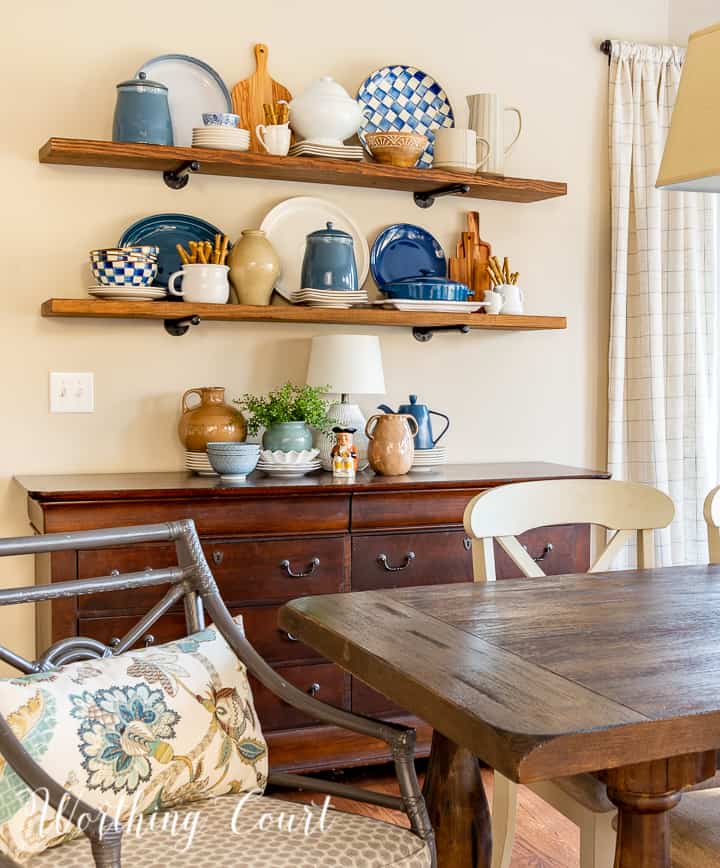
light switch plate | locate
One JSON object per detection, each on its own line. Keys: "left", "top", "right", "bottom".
{"left": 49, "top": 372, "right": 94, "bottom": 413}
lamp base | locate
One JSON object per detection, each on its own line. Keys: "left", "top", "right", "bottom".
{"left": 316, "top": 403, "right": 369, "bottom": 471}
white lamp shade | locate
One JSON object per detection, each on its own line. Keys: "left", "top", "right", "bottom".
{"left": 657, "top": 22, "right": 720, "bottom": 192}
{"left": 306, "top": 334, "right": 386, "bottom": 395}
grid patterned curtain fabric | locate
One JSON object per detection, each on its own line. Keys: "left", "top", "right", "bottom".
{"left": 608, "top": 40, "right": 719, "bottom": 566}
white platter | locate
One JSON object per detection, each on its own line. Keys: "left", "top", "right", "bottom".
{"left": 373, "top": 299, "right": 485, "bottom": 313}
{"left": 260, "top": 197, "right": 370, "bottom": 301}
{"left": 137, "top": 54, "right": 232, "bottom": 148}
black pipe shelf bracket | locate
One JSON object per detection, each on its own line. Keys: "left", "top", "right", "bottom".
{"left": 164, "top": 315, "right": 200, "bottom": 336}
{"left": 412, "top": 324, "right": 471, "bottom": 342}
{"left": 163, "top": 160, "right": 200, "bottom": 190}
{"left": 413, "top": 183, "right": 470, "bottom": 209}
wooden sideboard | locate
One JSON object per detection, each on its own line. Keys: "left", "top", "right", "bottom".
{"left": 16, "top": 462, "right": 608, "bottom": 773}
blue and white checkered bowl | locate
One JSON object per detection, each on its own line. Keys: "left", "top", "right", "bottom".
{"left": 91, "top": 258, "right": 158, "bottom": 287}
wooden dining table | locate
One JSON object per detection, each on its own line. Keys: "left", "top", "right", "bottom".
{"left": 279, "top": 566, "right": 720, "bottom": 868}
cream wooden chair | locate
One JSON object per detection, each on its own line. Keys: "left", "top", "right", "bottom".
{"left": 463, "top": 478, "right": 675, "bottom": 868}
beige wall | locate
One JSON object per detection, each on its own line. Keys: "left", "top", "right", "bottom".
{"left": 0, "top": 0, "right": 669, "bottom": 662}
{"left": 670, "top": 0, "right": 718, "bottom": 42}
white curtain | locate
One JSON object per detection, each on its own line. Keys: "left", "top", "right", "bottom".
{"left": 608, "top": 40, "right": 719, "bottom": 566}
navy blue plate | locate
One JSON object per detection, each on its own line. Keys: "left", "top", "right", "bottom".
{"left": 118, "top": 213, "right": 227, "bottom": 288}
{"left": 370, "top": 224, "right": 446, "bottom": 289}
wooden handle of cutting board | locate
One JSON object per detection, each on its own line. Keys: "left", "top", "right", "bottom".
{"left": 254, "top": 43, "right": 268, "bottom": 76}
{"left": 468, "top": 211, "right": 480, "bottom": 239}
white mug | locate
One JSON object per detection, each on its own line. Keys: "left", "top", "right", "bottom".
{"left": 482, "top": 290, "right": 504, "bottom": 315}
{"left": 466, "top": 93, "right": 522, "bottom": 175}
{"left": 433, "top": 128, "right": 490, "bottom": 173}
{"left": 256, "top": 123, "right": 291, "bottom": 156}
{"left": 496, "top": 283, "right": 524, "bottom": 314}
{"left": 168, "top": 264, "right": 230, "bottom": 304}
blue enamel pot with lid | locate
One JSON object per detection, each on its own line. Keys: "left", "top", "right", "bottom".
{"left": 382, "top": 277, "right": 471, "bottom": 301}
{"left": 112, "top": 72, "right": 173, "bottom": 146}
{"left": 300, "top": 222, "right": 358, "bottom": 291}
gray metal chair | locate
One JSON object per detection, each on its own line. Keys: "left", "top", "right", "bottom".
{"left": 0, "top": 519, "right": 435, "bottom": 868}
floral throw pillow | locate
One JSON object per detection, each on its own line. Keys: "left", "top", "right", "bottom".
{"left": 0, "top": 618, "right": 268, "bottom": 863}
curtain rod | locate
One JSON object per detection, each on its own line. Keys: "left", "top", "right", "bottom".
{"left": 600, "top": 40, "right": 612, "bottom": 56}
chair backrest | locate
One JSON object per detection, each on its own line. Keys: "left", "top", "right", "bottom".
{"left": 704, "top": 486, "right": 720, "bottom": 564}
{"left": 463, "top": 479, "right": 675, "bottom": 581}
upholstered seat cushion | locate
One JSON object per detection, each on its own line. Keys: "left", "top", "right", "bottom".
{"left": 27, "top": 794, "right": 432, "bottom": 868}
{"left": 671, "top": 789, "right": 720, "bottom": 867}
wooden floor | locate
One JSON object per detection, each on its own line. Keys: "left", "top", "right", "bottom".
{"left": 271, "top": 763, "right": 579, "bottom": 868}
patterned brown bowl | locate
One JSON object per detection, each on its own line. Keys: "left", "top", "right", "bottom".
{"left": 365, "top": 132, "right": 428, "bottom": 168}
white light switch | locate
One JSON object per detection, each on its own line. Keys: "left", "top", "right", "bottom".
{"left": 49, "top": 372, "right": 94, "bottom": 413}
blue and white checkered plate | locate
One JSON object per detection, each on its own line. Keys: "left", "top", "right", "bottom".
{"left": 356, "top": 65, "right": 454, "bottom": 168}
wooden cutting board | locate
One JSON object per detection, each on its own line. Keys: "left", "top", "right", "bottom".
{"left": 231, "top": 44, "right": 292, "bottom": 153}
{"left": 467, "top": 211, "right": 492, "bottom": 296}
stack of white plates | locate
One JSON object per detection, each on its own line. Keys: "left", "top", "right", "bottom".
{"left": 410, "top": 446, "right": 448, "bottom": 473}
{"left": 257, "top": 449, "right": 322, "bottom": 478}
{"left": 191, "top": 127, "right": 250, "bottom": 152}
{"left": 289, "top": 142, "right": 364, "bottom": 161}
{"left": 185, "top": 451, "right": 217, "bottom": 476}
{"left": 373, "top": 299, "right": 484, "bottom": 313}
{"left": 291, "top": 289, "right": 369, "bottom": 309}
{"left": 88, "top": 286, "right": 167, "bottom": 301}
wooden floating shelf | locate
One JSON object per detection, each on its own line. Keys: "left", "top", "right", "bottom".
{"left": 41, "top": 298, "right": 566, "bottom": 335}
{"left": 39, "top": 138, "right": 567, "bottom": 204}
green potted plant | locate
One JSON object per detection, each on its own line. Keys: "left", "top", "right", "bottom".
{"left": 235, "top": 382, "right": 332, "bottom": 451}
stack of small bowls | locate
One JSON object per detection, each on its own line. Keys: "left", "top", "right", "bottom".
{"left": 206, "top": 442, "right": 260, "bottom": 482}
{"left": 89, "top": 246, "right": 164, "bottom": 300}
{"left": 192, "top": 113, "right": 250, "bottom": 152}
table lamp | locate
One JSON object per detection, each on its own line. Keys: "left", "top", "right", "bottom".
{"left": 657, "top": 22, "right": 720, "bottom": 192}
{"left": 306, "top": 334, "right": 386, "bottom": 470}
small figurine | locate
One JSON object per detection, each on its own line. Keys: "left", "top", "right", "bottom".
{"left": 331, "top": 427, "right": 358, "bottom": 478}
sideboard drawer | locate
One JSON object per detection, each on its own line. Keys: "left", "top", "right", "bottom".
{"left": 352, "top": 677, "right": 405, "bottom": 717}
{"left": 78, "top": 535, "right": 348, "bottom": 612}
{"left": 52, "top": 494, "right": 350, "bottom": 536}
{"left": 352, "top": 490, "right": 479, "bottom": 531}
{"left": 352, "top": 530, "right": 473, "bottom": 591}
{"left": 250, "top": 663, "right": 349, "bottom": 731}
{"left": 79, "top": 605, "right": 324, "bottom": 664}
{"left": 495, "top": 524, "right": 590, "bottom": 579}
{"left": 201, "top": 536, "right": 348, "bottom": 603}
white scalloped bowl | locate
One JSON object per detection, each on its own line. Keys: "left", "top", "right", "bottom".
{"left": 259, "top": 449, "right": 320, "bottom": 465}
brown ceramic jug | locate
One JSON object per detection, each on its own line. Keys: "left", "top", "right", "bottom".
{"left": 365, "top": 413, "right": 418, "bottom": 476}
{"left": 178, "top": 387, "right": 246, "bottom": 452}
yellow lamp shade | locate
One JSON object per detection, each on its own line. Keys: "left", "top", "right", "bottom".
{"left": 657, "top": 22, "right": 720, "bottom": 192}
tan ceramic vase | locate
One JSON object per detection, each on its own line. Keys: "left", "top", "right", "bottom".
{"left": 365, "top": 413, "right": 419, "bottom": 476}
{"left": 178, "top": 387, "right": 246, "bottom": 452}
{"left": 227, "top": 230, "right": 280, "bottom": 305}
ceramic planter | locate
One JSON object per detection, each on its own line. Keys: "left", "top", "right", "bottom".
{"left": 262, "top": 422, "right": 313, "bottom": 452}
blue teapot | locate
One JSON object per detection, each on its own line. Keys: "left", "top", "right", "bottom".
{"left": 377, "top": 395, "right": 450, "bottom": 450}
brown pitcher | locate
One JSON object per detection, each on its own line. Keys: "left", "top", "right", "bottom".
{"left": 178, "top": 387, "right": 247, "bottom": 452}
{"left": 365, "top": 413, "right": 418, "bottom": 476}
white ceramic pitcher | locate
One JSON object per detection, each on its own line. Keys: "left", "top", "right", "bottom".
{"left": 466, "top": 93, "right": 522, "bottom": 176}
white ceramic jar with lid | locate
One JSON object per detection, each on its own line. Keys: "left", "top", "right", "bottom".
{"left": 289, "top": 76, "right": 363, "bottom": 147}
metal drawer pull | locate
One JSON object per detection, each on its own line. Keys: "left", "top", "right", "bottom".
{"left": 212, "top": 551, "right": 224, "bottom": 566}
{"left": 280, "top": 557, "right": 320, "bottom": 578}
{"left": 307, "top": 682, "right": 321, "bottom": 697}
{"left": 280, "top": 630, "right": 299, "bottom": 642}
{"left": 377, "top": 552, "right": 416, "bottom": 572}
{"left": 523, "top": 542, "right": 554, "bottom": 562}
{"left": 110, "top": 569, "right": 120, "bottom": 577}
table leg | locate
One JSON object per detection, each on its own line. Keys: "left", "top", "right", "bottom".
{"left": 422, "top": 730, "right": 491, "bottom": 868}
{"left": 605, "top": 750, "right": 716, "bottom": 867}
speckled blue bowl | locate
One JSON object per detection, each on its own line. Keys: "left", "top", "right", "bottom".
{"left": 206, "top": 443, "right": 260, "bottom": 480}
